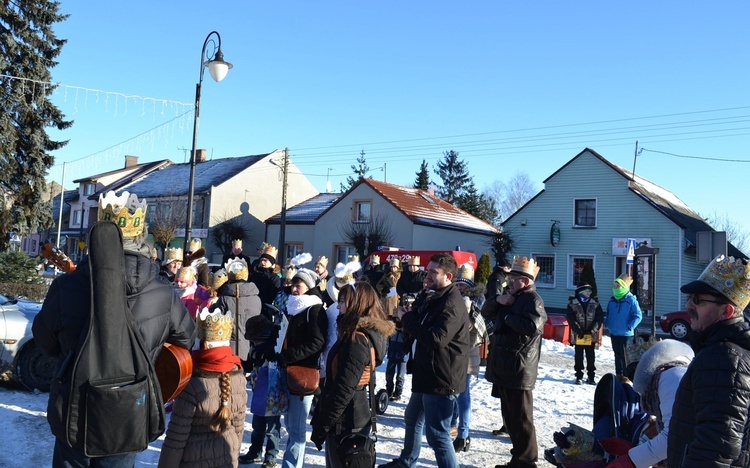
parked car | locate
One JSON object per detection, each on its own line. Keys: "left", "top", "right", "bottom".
{"left": 659, "top": 311, "right": 691, "bottom": 340}
{"left": 0, "top": 294, "right": 57, "bottom": 391}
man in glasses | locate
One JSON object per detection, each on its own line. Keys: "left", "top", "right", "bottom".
{"left": 667, "top": 255, "right": 750, "bottom": 467}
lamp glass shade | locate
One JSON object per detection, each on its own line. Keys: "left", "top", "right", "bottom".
{"left": 207, "top": 60, "right": 232, "bottom": 82}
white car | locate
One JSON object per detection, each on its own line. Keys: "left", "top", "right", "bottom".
{"left": 0, "top": 294, "right": 57, "bottom": 391}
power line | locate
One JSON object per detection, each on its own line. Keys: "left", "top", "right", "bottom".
{"left": 641, "top": 148, "right": 750, "bottom": 163}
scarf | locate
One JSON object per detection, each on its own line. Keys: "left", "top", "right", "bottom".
{"left": 191, "top": 346, "right": 242, "bottom": 373}
{"left": 612, "top": 287, "right": 628, "bottom": 301}
{"left": 286, "top": 294, "right": 323, "bottom": 316}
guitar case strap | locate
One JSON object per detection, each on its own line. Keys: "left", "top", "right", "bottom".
{"left": 54, "top": 221, "right": 164, "bottom": 455}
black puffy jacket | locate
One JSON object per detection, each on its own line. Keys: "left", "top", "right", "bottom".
{"left": 33, "top": 252, "right": 196, "bottom": 364}
{"left": 278, "top": 288, "right": 328, "bottom": 369}
{"left": 216, "top": 280, "right": 262, "bottom": 362}
{"left": 483, "top": 284, "right": 546, "bottom": 390}
{"left": 667, "top": 317, "right": 750, "bottom": 468}
{"left": 311, "top": 316, "right": 394, "bottom": 442}
{"left": 401, "top": 283, "right": 470, "bottom": 396}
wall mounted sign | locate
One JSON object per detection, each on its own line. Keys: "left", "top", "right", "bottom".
{"left": 550, "top": 220, "right": 561, "bottom": 247}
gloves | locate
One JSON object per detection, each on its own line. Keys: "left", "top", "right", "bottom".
{"left": 605, "top": 454, "right": 635, "bottom": 468}
{"left": 310, "top": 426, "right": 327, "bottom": 451}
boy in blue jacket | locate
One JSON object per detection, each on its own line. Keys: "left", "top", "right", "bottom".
{"left": 605, "top": 273, "right": 642, "bottom": 379}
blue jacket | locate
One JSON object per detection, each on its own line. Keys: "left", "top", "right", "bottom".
{"left": 605, "top": 293, "right": 643, "bottom": 337}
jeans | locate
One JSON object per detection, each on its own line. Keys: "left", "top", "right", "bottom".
{"left": 453, "top": 374, "right": 472, "bottom": 439}
{"left": 397, "top": 392, "right": 458, "bottom": 468}
{"left": 385, "top": 358, "right": 407, "bottom": 397}
{"left": 610, "top": 335, "right": 631, "bottom": 376}
{"left": 282, "top": 394, "right": 313, "bottom": 468}
{"left": 52, "top": 439, "right": 137, "bottom": 468}
{"left": 250, "top": 414, "right": 282, "bottom": 462}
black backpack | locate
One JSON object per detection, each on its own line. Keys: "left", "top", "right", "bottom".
{"left": 46, "top": 221, "right": 164, "bottom": 456}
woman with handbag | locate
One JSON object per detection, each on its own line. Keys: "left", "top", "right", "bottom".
{"left": 311, "top": 282, "right": 395, "bottom": 467}
{"left": 275, "top": 267, "right": 329, "bottom": 468}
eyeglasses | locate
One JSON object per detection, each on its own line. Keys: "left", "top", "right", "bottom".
{"left": 687, "top": 294, "right": 727, "bottom": 306}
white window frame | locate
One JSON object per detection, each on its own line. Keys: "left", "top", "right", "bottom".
{"left": 531, "top": 253, "right": 556, "bottom": 288}
{"left": 568, "top": 254, "right": 596, "bottom": 290}
{"left": 353, "top": 199, "right": 371, "bottom": 224}
{"left": 72, "top": 209, "right": 82, "bottom": 227}
{"left": 335, "top": 244, "right": 357, "bottom": 264}
{"left": 573, "top": 198, "right": 597, "bottom": 228}
{"left": 285, "top": 243, "right": 303, "bottom": 261}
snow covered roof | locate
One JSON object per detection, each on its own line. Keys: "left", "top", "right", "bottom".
{"left": 50, "top": 189, "right": 79, "bottom": 220}
{"left": 266, "top": 193, "right": 342, "bottom": 223}
{"left": 110, "top": 153, "right": 273, "bottom": 199}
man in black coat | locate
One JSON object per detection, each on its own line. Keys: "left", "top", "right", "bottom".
{"left": 482, "top": 256, "right": 546, "bottom": 468}
{"left": 381, "top": 253, "right": 469, "bottom": 468}
{"left": 32, "top": 190, "right": 196, "bottom": 467}
{"left": 248, "top": 245, "right": 281, "bottom": 305}
{"left": 667, "top": 255, "right": 750, "bottom": 468}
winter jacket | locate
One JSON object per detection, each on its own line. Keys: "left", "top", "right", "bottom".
{"left": 605, "top": 293, "right": 642, "bottom": 337}
{"left": 377, "top": 271, "right": 401, "bottom": 317}
{"left": 186, "top": 248, "right": 211, "bottom": 288}
{"left": 667, "top": 317, "right": 750, "bottom": 468}
{"left": 158, "top": 366, "right": 248, "bottom": 468}
{"left": 387, "top": 326, "right": 409, "bottom": 363}
{"left": 249, "top": 267, "right": 281, "bottom": 305}
{"left": 397, "top": 269, "right": 427, "bottom": 297}
{"left": 485, "top": 267, "right": 509, "bottom": 302}
{"left": 401, "top": 282, "right": 470, "bottom": 395}
{"left": 310, "top": 316, "right": 395, "bottom": 444}
{"left": 216, "top": 281, "right": 262, "bottom": 362}
{"left": 566, "top": 296, "right": 604, "bottom": 345}
{"left": 482, "top": 284, "right": 546, "bottom": 390}
{"left": 464, "top": 296, "right": 482, "bottom": 377}
{"left": 278, "top": 288, "right": 329, "bottom": 370}
{"left": 33, "top": 252, "right": 196, "bottom": 365}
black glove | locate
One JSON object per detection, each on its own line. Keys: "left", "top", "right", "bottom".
{"left": 578, "top": 334, "right": 585, "bottom": 340}
{"left": 310, "top": 426, "right": 327, "bottom": 451}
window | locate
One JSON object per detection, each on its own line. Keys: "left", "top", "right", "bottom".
{"left": 335, "top": 245, "right": 357, "bottom": 264}
{"left": 574, "top": 199, "right": 597, "bottom": 227}
{"left": 72, "top": 209, "right": 82, "bottom": 226}
{"left": 285, "top": 243, "right": 303, "bottom": 261}
{"left": 83, "top": 183, "right": 96, "bottom": 196}
{"left": 569, "top": 255, "right": 595, "bottom": 289}
{"left": 353, "top": 200, "right": 371, "bottom": 223}
{"left": 531, "top": 253, "right": 555, "bottom": 287}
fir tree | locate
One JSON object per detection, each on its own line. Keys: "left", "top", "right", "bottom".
{"left": 0, "top": 1, "right": 71, "bottom": 250}
{"left": 476, "top": 252, "right": 492, "bottom": 285}
{"left": 340, "top": 149, "right": 370, "bottom": 192}
{"left": 435, "top": 150, "right": 470, "bottom": 205}
{"left": 413, "top": 160, "right": 430, "bottom": 190}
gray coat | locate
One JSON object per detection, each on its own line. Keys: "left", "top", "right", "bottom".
{"left": 216, "top": 281, "right": 262, "bottom": 363}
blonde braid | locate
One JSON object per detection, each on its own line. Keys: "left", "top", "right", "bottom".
{"left": 210, "top": 372, "right": 232, "bottom": 432}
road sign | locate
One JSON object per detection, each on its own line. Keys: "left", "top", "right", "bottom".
{"left": 626, "top": 238, "right": 637, "bottom": 264}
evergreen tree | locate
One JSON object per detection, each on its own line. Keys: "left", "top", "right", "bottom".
{"left": 476, "top": 252, "right": 492, "bottom": 285}
{"left": 413, "top": 160, "right": 430, "bottom": 190}
{"left": 340, "top": 149, "right": 370, "bottom": 192}
{"left": 435, "top": 150, "right": 470, "bottom": 205}
{"left": 0, "top": 2, "right": 71, "bottom": 250}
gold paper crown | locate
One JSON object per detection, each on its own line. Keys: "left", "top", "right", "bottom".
{"left": 162, "top": 247, "right": 183, "bottom": 266}
{"left": 389, "top": 257, "right": 401, "bottom": 268}
{"left": 283, "top": 259, "right": 298, "bottom": 280}
{"left": 510, "top": 256, "right": 540, "bottom": 280}
{"left": 698, "top": 255, "right": 750, "bottom": 310}
{"left": 211, "top": 268, "right": 228, "bottom": 290}
{"left": 176, "top": 266, "right": 196, "bottom": 283}
{"left": 98, "top": 190, "right": 147, "bottom": 238}
{"left": 456, "top": 263, "right": 475, "bottom": 282}
{"left": 258, "top": 242, "right": 271, "bottom": 252}
{"left": 616, "top": 273, "right": 633, "bottom": 289}
{"left": 408, "top": 256, "right": 421, "bottom": 266}
{"left": 261, "top": 244, "right": 278, "bottom": 260}
{"left": 188, "top": 238, "right": 202, "bottom": 253}
{"left": 225, "top": 258, "right": 249, "bottom": 282}
{"left": 315, "top": 255, "right": 329, "bottom": 268}
{"left": 370, "top": 255, "right": 380, "bottom": 265}
{"left": 348, "top": 254, "right": 360, "bottom": 263}
{"left": 197, "top": 307, "right": 234, "bottom": 342}
{"left": 232, "top": 239, "right": 243, "bottom": 248}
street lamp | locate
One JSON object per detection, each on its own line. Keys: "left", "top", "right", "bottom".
{"left": 184, "top": 31, "right": 232, "bottom": 253}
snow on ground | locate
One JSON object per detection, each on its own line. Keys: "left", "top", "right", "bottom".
{"left": 0, "top": 337, "right": 616, "bottom": 467}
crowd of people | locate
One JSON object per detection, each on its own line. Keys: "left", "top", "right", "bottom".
{"left": 29, "top": 189, "right": 750, "bottom": 468}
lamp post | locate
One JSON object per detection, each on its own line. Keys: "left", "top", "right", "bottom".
{"left": 184, "top": 31, "right": 232, "bottom": 253}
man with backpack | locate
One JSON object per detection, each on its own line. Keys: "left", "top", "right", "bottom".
{"left": 33, "top": 191, "right": 196, "bottom": 466}
{"left": 667, "top": 255, "right": 750, "bottom": 467}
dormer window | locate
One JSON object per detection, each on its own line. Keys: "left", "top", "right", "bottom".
{"left": 83, "top": 183, "right": 96, "bottom": 196}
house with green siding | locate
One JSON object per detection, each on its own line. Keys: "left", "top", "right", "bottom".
{"left": 502, "top": 148, "right": 746, "bottom": 318}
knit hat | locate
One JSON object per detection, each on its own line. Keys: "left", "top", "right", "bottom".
{"left": 293, "top": 268, "right": 319, "bottom": 290}
{"left": 681, "top": 255, "right": 750, "bottom": 310}
{"left": 575, "top": 284, "right": 593, "bottom": 296}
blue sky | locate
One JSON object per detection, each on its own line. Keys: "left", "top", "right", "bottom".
{"left": 44, "top": 1, "right": 750, "bottom": 234}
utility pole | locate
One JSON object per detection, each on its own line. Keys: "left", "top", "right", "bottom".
{"left": 631, "top": 140, "right": 639, "bottom": 181}
{"left": 278, "top": 147, "right": 289, "bottom": 267}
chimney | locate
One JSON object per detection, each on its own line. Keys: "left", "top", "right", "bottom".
{"left": 196, "top": 149, "right": 207, "bottom": 163}
{"left": 124, "top": 155, "right": 139, "bottom": 168}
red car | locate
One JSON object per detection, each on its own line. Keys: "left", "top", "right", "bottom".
{"left": 659, "top": 311, "right": 691, "bottom": 340}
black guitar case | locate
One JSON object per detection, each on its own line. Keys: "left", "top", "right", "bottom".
{"left": 46, "top": 221, "right": 165, "bottom": 456}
